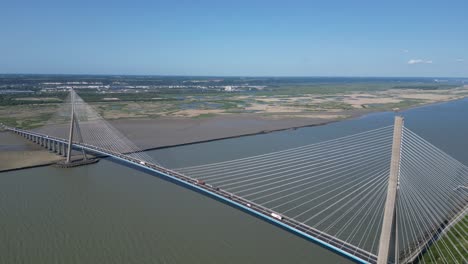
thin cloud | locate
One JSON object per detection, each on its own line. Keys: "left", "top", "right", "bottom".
{"left": 456, "top": 58, "right": 464, "bottom": 62}
{"left": 402, "top": 49, "right": 410, "bottom": 53}
{"left": 408, "top": 59, "right": 433, "bottom": 65}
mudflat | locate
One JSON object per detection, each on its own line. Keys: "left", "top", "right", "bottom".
{"left": 0, "top": 132, "right": 63, "bottom": 171}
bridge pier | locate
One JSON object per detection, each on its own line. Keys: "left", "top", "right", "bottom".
{"left": 61, "top": 143, "right": 66, "bottom": 157}
{"left": 65, "top": 144, "right": 70, "bottom": 158}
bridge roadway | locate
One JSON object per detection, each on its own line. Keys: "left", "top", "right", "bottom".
{"left": 6, "top": 126, "right": 378, "bottom": 264}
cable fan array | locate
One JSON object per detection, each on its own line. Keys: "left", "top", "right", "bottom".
{"left": 397, "top": 127, "right": 467, "bottom": 263}
{"left": 177, "top": 125, "right": 394, "bottom": 257}
{"left": 36, "top": 90, "right": 159, "bottom": 164}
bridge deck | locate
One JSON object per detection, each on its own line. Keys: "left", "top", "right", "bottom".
{"left": 7, "top": 127, "right": 378, "bottom": 264}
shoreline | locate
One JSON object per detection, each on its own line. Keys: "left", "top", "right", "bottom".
{"left": 136, "top": 115, "right": 345, "bottom": 152}
{"left": 1, "top": 96, "right": 466, "bottom": 173}
{"left": 135, "top": 96, "right": 468, "bottom": 152}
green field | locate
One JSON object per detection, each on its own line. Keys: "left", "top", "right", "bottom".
{"left": 420, "top": 215, "right": 467, "bottom": 263}
{"left": 1, "top": 78, "right": 467, "bottom": 129}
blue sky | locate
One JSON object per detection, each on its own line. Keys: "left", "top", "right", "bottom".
{"left": 1, "top": 0, "right": 467, "bottom": 77}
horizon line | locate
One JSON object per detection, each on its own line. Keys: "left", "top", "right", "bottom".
{"left": 1, "top": 73, "right": 467, "bottom": 79}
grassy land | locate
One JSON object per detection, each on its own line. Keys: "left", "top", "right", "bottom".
{"left": 364, "top": 99, "right": 427, "bottom": 110}
{"left": 420, "top": 215, "right": 467, "bottom": 263}
{"left": 256, "top": 83, "right": 460, "bottom": 96}
{"left": 1, "top": 82, "right": 467, "bottom": 129}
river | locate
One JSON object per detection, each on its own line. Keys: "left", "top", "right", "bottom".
{"left": 1, "top": 99, "right": 467, "bottom": 264}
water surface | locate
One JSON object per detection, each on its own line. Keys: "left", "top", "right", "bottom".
{"left": 1, "top": 98, "right": 468, "bottom": 264}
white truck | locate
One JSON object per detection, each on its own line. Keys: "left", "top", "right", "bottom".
{"left": 271, "top": 212, "right": 283, "bottom": 221}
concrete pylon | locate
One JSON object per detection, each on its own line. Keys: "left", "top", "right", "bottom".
{"left": 66, "top": 89, "right": 75, "bottom": 163}
{"left": 377, "top": 116, "right": 404, "bottom": 264}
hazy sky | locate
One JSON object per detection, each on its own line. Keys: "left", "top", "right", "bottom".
{"left": 1, "top": 0, "right": 467, "bottom": 77}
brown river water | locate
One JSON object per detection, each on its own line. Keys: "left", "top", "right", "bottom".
{"left": 1, "top": 98, "right": 467, "bottom": 264}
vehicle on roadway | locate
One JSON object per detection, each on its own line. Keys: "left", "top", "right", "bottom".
{"left": 196, "top": 179, "right": 206, "bottom": 185}
{"left": 271, "top": 212, "right": 283, "bottom": 221}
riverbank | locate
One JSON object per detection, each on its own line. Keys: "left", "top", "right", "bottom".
{"left": 1, "top": 96, "right": 467, "bottom": 172}
{"left": 0, "top": 110, "right": 364, "bottom": 172}
{"left": 0, "top": 132, "right": 64, "bottom": 171}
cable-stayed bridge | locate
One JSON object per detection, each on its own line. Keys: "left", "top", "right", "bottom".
{"left": 1, "top": 89, "right": 466, "bottom": 264}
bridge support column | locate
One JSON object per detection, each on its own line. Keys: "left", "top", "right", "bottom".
{"left": 61, "top": 143, "right": 66, "bottom": 157}
{"left": 66, "top": 89, "right": 76, "bottom": 163}
{"left": 377, "top": 116, "right": 404, "bottom": 264}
